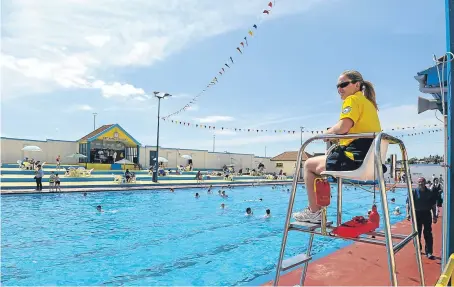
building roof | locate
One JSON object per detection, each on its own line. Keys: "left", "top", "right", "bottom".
{"left": 79, "top": 124, "right": 113, "bottom": 142}
{"left": 271, "top": 151, "right": 312, "bottom": 161}
{"left": 78, "top": 124, "right": 141, "bottom": 146}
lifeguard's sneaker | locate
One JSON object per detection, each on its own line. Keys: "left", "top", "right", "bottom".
{"left": 292, "top": 207, "right": 322, "bottom": 223}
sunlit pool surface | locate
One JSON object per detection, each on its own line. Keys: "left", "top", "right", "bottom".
{"left": 1, "top": 184, "right": 408, "bottom": 286}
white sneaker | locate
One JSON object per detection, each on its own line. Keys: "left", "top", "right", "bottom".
{"left": 292, "top": 207, "right": 322, "bottom": 223}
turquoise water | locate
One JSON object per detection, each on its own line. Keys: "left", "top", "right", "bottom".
{"left": 1, "top": 185, "right": 408, "bottom": 286}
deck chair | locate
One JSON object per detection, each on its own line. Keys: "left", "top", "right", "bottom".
{"left": 113, "top": 174, "right": 124, "bottom": 183}
{"left": 82, "top": 168, "right": 94, "bottom": 177}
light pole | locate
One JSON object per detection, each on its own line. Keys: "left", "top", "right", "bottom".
{"left": 93, "top": 113, "right": 98, "bottom": 131}
{"left": 153, "top": 91, "right": 172, "bottom": 182}
{"left": 300, "top": 126, "right": 304, "bottom": 145}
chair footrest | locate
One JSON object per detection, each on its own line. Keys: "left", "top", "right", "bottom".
{"left": 281, "top": 253, "right": 312, "bottom": 271}
{"left": 290, "top": 221, "right": 333, "bottom": 231}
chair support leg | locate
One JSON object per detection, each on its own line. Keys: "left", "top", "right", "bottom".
{"left": 300, "top": 233, "right": 315, "bottom": 286}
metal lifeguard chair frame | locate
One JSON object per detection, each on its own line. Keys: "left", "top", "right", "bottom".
{"left": 273, "top": 132, "right": 425, "bottom": 287}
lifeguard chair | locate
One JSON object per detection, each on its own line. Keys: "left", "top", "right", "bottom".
{"left": 273, "top": 132, "right": 425, "bottom": 287}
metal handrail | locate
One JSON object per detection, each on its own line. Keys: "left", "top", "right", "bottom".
{"left": 273, "top": 132, "right": 425, "bottom": 287}
{"left": 436, "top": 253, "right": 454, "bottom": 287}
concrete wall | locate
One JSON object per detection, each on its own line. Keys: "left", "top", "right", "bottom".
{"left": 272, "top": 161, "right": 297, "bottom": 176}
{"left": 1, "top": 137, "right": 276, "bottom": 171}
{"left": 1, "top": 137, "right": 79, "bottom": 164}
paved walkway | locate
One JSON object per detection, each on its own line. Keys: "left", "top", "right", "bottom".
{"left": 263, "top": 215, "right": 443, "bottom": 286}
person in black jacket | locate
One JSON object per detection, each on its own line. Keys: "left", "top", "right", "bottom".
{"left": 406, "top": 177, "right": 437, "bottom": 259}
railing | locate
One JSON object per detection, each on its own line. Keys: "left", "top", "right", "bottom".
{"left": 436, "top": 253, "right": 454, "bottom": 287}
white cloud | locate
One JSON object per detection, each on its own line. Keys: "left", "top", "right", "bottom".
{"left": 75, "top": 105, "right": 94, "bottom": 111}
{"left": 85, "top": 35, "right": 111, "bottom": 48}
{"left": 172, "top": 93, "right": 193, "bottom": 99}
{"left": 1, "top": 0, "right": 325, "bottom": 99}
{"left": 197, "top": 115, "right": 235, "bottom": 123}
{"left": 100, "top": 82, "right": 146, "bottom": 98}
{"left": 186, "top": 105, "right": 199, "bottom": 111}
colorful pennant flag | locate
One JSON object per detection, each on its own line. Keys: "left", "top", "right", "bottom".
{"left": 162, "top": 119, "right": 442, "bottom": 137}
{"left": 161, "top": 0, "right": 275, "bottom": 120}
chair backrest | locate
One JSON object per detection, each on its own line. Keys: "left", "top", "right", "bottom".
{"left": 353, "top": 139, "right": 389, "bottom": 181}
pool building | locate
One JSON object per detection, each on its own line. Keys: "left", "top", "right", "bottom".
{"left": 1, "top": 123, "right": 275, "bottom": 172}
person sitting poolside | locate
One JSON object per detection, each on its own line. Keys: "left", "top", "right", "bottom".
{"left": 124, "top": 169, "right": 131, "bottom": 182}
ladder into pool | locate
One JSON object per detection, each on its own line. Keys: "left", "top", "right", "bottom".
{"left": 273, "top": 132, "right": 425, "bottom": 287}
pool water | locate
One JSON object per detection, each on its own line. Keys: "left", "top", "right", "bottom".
{"left": 1, "top": 185, "right": 408, "bottom": 286}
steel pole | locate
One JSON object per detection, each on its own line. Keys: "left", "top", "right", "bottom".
{"left": 153, "top": 98, "right": 161, "bottom": 182}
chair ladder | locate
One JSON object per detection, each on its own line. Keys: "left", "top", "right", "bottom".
{"left": 272, "top": 133, "right": 425, "bottom": 287}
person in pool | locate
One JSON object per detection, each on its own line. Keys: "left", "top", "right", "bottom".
{"left": 245, "top": 207, "right": 253, "bottom": 216}
{"left": 293, "top": 70, "right": 384, "bottom": 223}
{"left": 96, "top": 205, "right": 102, "bottom": 212}
{"left": 195, "top": 193, "right": 200, "bottom": 198}
{"left": 264, "top": 209, "right": 271, "bottom": 218}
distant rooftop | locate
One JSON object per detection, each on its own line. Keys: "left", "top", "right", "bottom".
{"left": 271, "top": 151, "right": 312, "bottom": 161}
{"left": 79, "top": 124, "right": 113, "bottom": 141}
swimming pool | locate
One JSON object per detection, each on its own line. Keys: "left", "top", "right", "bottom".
{"left": 1, "top": 184, "right": 408, "bottom": 286}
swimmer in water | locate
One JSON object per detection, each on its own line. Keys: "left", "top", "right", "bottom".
{"left": 264, "top": 209, "right": 271, "bottom": 218}
{"left": 390, "top": 198, "right": 395, "bottom": 203}
{"left": 245, "top": 207, "right": 253, "bottom": 216}
{"left": 220, "top": 203, "right": 225, "bottom": 209}
{"left": 221, "top": 190, "right": 228, "bottom": 198}
{"left": 170, "top": 188, "right": 174, "bottom": 193}
{"left": 96, "top": 205, "right": 102, "bottom": 212}
{"left": 195, "top": 193, "right": 200, "bottom": 198}
{"left": 218, "top": 190, "right": 222, "bottom": 196}
{"left": 83, "top": 192, "right": 87, "bottom": 196}
{"left": 393, "top": 206, "right": 401, "bottom": 215}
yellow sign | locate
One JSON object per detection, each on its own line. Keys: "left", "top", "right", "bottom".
{"left": 97, "top": 127, "right": 137, "bottom": 147}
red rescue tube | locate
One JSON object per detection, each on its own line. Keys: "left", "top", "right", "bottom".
{"left": 314, "top": 178, "right": 331, "bottom": 207}
{"left": 332, "top": 205, "right": 380, "bottom": 238}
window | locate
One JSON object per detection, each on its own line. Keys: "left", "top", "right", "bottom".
{"left": 276, "top": 162, "right": 283, "bottom": 168}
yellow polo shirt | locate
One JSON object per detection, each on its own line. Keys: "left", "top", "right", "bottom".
{"left": 339, "top": 91, "right": 381, "bottom": 146}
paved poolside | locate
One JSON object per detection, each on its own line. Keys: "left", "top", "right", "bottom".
{"left": 263, "top": 213, "right": 443, "bottom": 286}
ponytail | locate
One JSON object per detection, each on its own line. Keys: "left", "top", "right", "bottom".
{"left": 361, "top": 80, "right": 378, "bottom": 110}
{"left": 341, "top": 70, "right": 379, "bottom": 110}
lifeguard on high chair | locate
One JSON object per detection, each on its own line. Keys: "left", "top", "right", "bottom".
{"left": 273, "top": 71, "right": 424, "bottom": 287}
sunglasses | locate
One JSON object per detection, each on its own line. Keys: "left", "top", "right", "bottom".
{"left": 337, "top": 81, "right": 355, "bottom": 89}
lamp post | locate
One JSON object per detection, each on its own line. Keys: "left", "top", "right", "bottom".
{"left": 300, "top": 126, "right": 304, "bottom": 146}
{"left": 153, "top": 92, "right": 172, "bottom": 182}
{"left": 93, "top": 113, "right": 98, "bottom": 131}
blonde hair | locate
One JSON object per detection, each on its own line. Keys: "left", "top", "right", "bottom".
{"left": 341, "top": 70, "right": 378, "bottom": 110}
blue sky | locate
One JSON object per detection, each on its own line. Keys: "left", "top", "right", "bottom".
{"left": 1, "top": 0, "right": 447, "bottom": 159}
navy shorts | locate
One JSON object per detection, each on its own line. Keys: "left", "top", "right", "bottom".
{"left": 326, "top": 138, "right": 373, "bottom": 171}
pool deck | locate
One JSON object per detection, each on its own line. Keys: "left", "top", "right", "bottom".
{"left": 263, "top": 214, "right": 443, "bottom": 286}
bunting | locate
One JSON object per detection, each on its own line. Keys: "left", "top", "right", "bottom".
{"left": 162, "top": 118, "right": 443, "bottom": 136}
{"left": 162, "top": 1, "right": 275, "bottom": 120}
